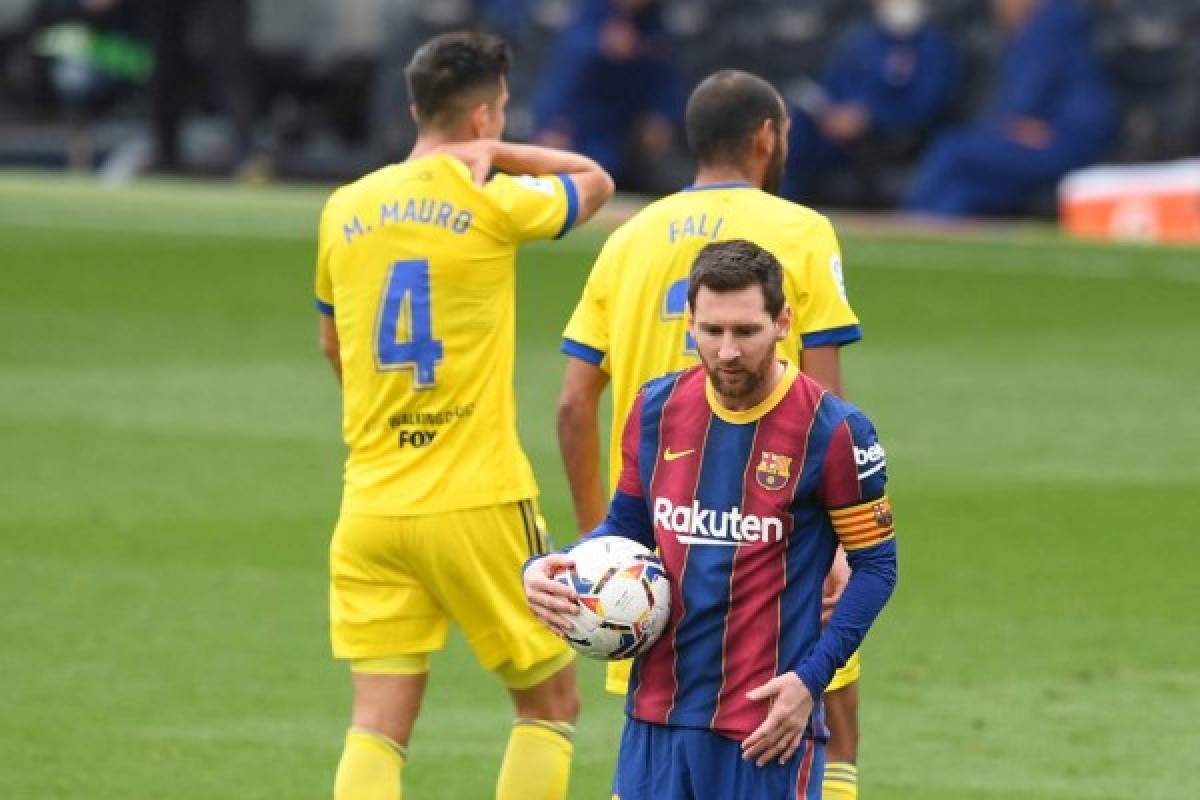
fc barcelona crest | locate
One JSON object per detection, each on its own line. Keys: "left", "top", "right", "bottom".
{"left": 755, "top": 451, "right": 792, "bottom": 490}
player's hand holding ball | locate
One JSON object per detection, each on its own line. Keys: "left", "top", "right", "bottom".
{"left": 523, "top": 553, "right": 579, "bottom": 636}
{"left": 524, "top": 536, "right": 671, "bottom": 660}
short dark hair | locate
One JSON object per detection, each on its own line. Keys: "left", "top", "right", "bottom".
{"left": 685, "top": 70, "right": 785, "bottom": 166}
{"left": 688, "top": 239, "right": 786, "bottom": 318}
{"left": 404, "top": 32, "right": 511, "bottom": 128}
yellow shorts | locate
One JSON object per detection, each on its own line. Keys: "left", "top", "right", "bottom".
{"left": 604, "top": 650, "right": 861, "bottom": 695}
{"left": 826, "top": 650, "right": 861, "bottom": 692}
{"left": 329, "top": 499, "right": 572, "bottom": 682}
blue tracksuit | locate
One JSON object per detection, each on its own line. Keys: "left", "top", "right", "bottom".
{"left": 531, "top": 0, "right": 681, "bottom": 181}
{"left": 785, "top": 20, "right": 960, "bottom": 200}
{"left": 905, "top": 0, "right": 1115, "bottom": 216}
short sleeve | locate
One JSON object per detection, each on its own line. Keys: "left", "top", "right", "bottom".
{"left": 560, "top": 232, "right": 621, "bottom": 368}
{"left": 786, "top": 216, "right": 861, "bottom": 349}
{"left": 314, "top": 194, "right": 338, "bottom": 316}
{"left": 485, "top": 172, "right": 579, "bottom": 242}
{"left": 820, "top": 411, "right": 895, "bottom": 552}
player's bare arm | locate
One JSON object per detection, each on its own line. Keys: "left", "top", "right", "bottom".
{"left": 437, "top": 139, "right": 615, "bottom": 222}
{"left": 799, "top": 344, "right": 844, "bottom": 397}
{"left": 557, "top": 358, "right": 611, "bottom": 532}
{"left": 522, "top": 554, "right": 579, "bottom": 636}
{"left": 318, "top": 314, "right": 341, "bottom": 381}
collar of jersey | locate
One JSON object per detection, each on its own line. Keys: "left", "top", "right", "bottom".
{"left": 683, "top": 181, "right": 752, "bottom": 192}
{"left": 410, "top": 152, "right": 471, "bottom": 179}
{"left": 705, "top": 361, "right": 798, "bottom": 424}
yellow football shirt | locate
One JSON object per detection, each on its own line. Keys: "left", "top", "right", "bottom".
{"left": 562, "top": 182, "right": 860, "bottom": 490}
{"left": 316, "top": 153, "right": 580, "bottom": 515}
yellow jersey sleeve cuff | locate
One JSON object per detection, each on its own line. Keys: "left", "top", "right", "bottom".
{"left": 561, "top": 337, "right": 604, "bottom": 366}
{"left": 554, "top": 173, "right": 580, "bottom": 239}
{"left": 800, "top": 323, "right": 862, "bottom": 348}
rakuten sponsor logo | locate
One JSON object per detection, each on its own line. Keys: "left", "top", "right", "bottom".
{"left": 653, "top": 497, "right": 784, "bottom": 546}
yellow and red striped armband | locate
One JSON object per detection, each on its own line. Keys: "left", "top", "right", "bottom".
{"left": 829, "top": 495, "right": 895, "bottom": 551}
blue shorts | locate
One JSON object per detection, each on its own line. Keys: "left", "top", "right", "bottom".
{"left": 613, "top": 717, "right": 825, "bottom": 800}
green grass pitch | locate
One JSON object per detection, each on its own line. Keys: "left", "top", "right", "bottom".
{"left": 1, "top": 174, "right": 1197, "bottom": 799}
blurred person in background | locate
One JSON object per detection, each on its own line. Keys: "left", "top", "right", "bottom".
{"left": 905, "top": 0, "right": 1114, "bottom": 217}
{"left": 783, "top": 0, "right": 960, "bottom": 205}
{"left": 145, "top": 0, "right": 258, "bottom": 175}
{"left": 30, "top": 0, "right": 149, "bottom": 105}
{"left": 531, "top": 0, "right": 684, "bottom": 192}
{"left": 23, "top": 0, "right": 261, "bottom": 177}
{"left": 27, "top": 0, "right": 151, "bottom": 169}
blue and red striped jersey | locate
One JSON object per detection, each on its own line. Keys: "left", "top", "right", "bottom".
{"left": 592, "top": 362, "right": 898, "bottom": 742}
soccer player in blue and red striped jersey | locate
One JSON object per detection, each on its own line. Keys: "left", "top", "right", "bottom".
{"left": 524, "top": 239, "right": 898, "bottom": 799}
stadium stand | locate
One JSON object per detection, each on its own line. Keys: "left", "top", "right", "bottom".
{"left": 1093, "top": 0, "right": 1200, "bottom": 162}
{"left": 0, "top": 0, "right": 1196, "bottom": 206}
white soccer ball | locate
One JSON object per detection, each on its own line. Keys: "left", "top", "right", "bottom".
{"left": 552, "top": 536, "right": 671, "bottom": 660}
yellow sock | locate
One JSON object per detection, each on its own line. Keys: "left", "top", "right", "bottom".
{"left": 334, "top": 728, "right": 406, "bottom": 800}
{"left": 496, "top": 718, "right": 574, "bottom": 800}
{"left": 823, "top": 761, "right": 858, "bottom": 800}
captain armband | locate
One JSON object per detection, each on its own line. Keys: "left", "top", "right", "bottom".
{"left": 829, "top": 495, "right": 895, "bottom": 552}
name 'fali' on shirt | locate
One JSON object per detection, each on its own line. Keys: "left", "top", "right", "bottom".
{"left": 667, "top": 213, "right": 725, "bottom": 243}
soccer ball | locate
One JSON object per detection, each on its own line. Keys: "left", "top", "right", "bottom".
{"left": 552, "top": 536, "right": 671, "bottom": 660}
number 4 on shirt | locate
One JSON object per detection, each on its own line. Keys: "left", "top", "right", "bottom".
{"left": 375, "top": 259, "right": 443, "bottom": 388}
{"left": 663, "top": 278, "right": 697, "bottom": 355}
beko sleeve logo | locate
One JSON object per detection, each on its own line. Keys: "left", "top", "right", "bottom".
{"left": 853, "top": 442, "right": 886, "bottom": 479}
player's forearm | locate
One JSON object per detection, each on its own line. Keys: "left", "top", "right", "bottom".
{"left": 562, "top": 443, "right": 607, "bottom": 533}
{"left": 324, "top": 351, "right": 342, "bottom": 381}
{"left": 795, "top": 540, "right": 897, "bottom": 697}
{"left": 558, "top": 408, "right": 607, "bottom": 532}
{"left": 588, "top": 491, "right": 656, "bottom": 551}
{"left": 490, "top": 141, "right": 614, "bottom": 223}
{"left": 489, "top": 141, "right": 595, "bottom": 177}
{"left": 558, "top": 359, "right": 612, "bottom": 530}
{"left": 318, "top": 316, "right": 342, "bottom": 381}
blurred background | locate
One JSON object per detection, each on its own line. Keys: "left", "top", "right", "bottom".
{"left": 0, "top": 0, "right": 1198, "bottom": 216}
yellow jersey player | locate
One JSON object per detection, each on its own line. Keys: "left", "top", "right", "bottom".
{"left": 315, "top": 32, "right": 614, "bottom": 800}
{"left": 557, "top": 71, "right": 864, "bottom": 800}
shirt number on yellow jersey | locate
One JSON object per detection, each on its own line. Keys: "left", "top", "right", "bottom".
{"left": 375, "top": 259, "right": 444, "bottom": 388}
{"left": 663, "top": 278, "right": 697, "bottom": 356}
